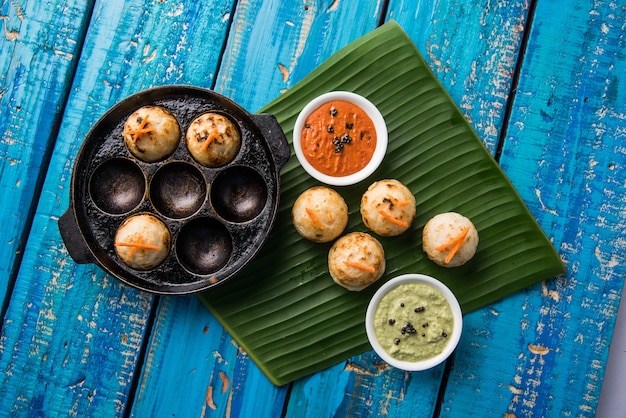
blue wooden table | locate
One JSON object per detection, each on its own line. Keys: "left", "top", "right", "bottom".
{"left": 1, "top": 0, "right": 624, "bottom": 416}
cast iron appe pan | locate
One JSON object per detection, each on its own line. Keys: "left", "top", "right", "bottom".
{"left": 58, "top": 85, "right": 290, "bottom": 295}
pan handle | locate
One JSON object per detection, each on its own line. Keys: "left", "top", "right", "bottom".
{"left": 58, "top": 207, "right": 96, "bottom": 264}
{"left": 253, "top": 114, "right": 291, "bottom": 171}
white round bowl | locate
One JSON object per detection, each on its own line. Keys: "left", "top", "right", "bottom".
{"left": 365, "top": 273, "right": 463, "bottom": 371}
{"left": 292, "top": 91, "right": 387, "bottom": 186}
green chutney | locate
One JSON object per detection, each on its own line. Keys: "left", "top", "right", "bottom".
{"left": 373, "top": 282, "right": 454, "bottom": 362}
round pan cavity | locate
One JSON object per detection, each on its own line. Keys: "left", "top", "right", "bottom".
{"left": 211, "top": 166, "right": 268, "bottom": 223}
{"left": 150, "top": 162, "right": 206, "bottom": 219}
{"left": 59, "top": 86, "right": 290, "bottom": 295}
{"left": 90, "top": 158, "right": 145, "bottom": 214}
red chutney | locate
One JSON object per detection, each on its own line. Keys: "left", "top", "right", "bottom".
{"left": 300, "top": 100, "right": 377, "bottom": 177}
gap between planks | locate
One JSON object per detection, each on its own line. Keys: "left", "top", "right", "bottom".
{"left": 433, "top": 0, "right": 539, "bottom": 416}
{"left": 494, "top": 0, "right": 539, "bottom": 164}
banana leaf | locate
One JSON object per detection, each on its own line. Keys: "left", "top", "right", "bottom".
{"left": 198, "top": 21, "right": 565, "bottom": 386}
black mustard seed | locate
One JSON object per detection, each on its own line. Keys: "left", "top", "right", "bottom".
{"left": 402, "top": 322, "right": 417, "bottom": 335}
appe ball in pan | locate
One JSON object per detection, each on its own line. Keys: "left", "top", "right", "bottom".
{"left": 123, "top": 106, "right": 181, "bottom": 162}
{"left": 186, "top": 112, "right": 241, "bottom": 167}
{"left": 114, "top": 214, "right": 171, "bottom": 270}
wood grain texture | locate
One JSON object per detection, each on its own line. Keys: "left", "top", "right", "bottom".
{"left": 285, "top": 355, "right": 445, "bottom": 418}
{"left": 215, "top": 0, "right": 385, "bottom": 111}
{"left": 132, "top": 296, "right": 288, "bottom": 417}
{"left": 440, "top": 0, "right": 626, "bottom": 416}
{"left": 0, "top": 0, "right": 233, "bottom": 416}
{"left": 388, "top": 0, "right": 531, "bottom": 155}
{"left": 0, "top": 0, "right": 92, "bottom": 309}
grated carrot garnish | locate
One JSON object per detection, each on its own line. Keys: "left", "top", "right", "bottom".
{"left": 378, "top": 210, "right": 409, "bottom": 228}
{"left": 328, "top": 213, "right": 334, "bottom": 222}
{"left": 435, "top": 226, "right": 470, "bottom": 264}
{"left": 116, "top": 240, "right": 160, "bottom": 258}
{"left": 123, "top": 115, "right": 154, "bottom": 141}
{"left": 390, "top": 196, "right": 411, "bottom": 207}
{"left": 435, "top": 227, "right": 470, "bottom": 251}
{"left": 305, "top": 208, "right": 325, "bottom": 229}
{"left": 344, "top": 261, "right": 376, "bottom": 273}
{"left": 200, "top": 128, "right": 220, "bottom": 152}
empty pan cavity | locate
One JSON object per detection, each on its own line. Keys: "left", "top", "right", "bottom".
{"left": 211, "top": 166, "right": 268, "bottom": 223}
{"left": 177, "top": 217, "right": 233, "bottom": 275}
{"left": 90, "top": 158, "right": 145, "bottom": 214}
{"left": 150, "top": 162, "right": 206, "bottom": 219}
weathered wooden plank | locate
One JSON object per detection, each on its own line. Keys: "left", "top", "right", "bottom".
{"left": 129, "top": 1, "right": 392, "bottom": 416}
{"left": 132, "top": 296, "right": 288, "bottom": 417}
{"left": 0, "top": 0, "right": 92, "bottom": 309}
{"left": 387, "top": 0, "right": 531, "bottom": 156}
{"left": 214, "top": 0, "right": 386, "bottom": 109}
{"left": 440, "top": 0, "right": 626, "bottom": 416}
{"left": 0, "top": 0, "right": 234, "bottom": 415}
{"left": 285, "top": 357, "right": 445, "bottom": 418}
